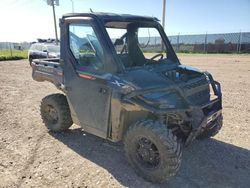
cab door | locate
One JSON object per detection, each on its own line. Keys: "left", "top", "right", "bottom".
{"left": 61, "top": 17, "right": 115, "bottom": 138}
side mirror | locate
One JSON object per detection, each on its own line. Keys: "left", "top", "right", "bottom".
{"left": 114, "top": 39, "right": 124, "bottom": 46}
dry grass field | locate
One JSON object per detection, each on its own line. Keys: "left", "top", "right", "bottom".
{"left": 0, "top": 54, "right": 250, "bottom": 188}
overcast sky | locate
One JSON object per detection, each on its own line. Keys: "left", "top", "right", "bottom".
{"left": 0, "top": 0, "right": 249, "bottom": 42}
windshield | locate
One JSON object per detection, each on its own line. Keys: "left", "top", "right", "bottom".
{"left": 46, "top": 45, "right": 60, "bottom": 53}
{"left": 105, "top": 22, "right": 176, "bottom": 68}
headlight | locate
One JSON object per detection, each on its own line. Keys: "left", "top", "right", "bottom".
{"left": 121, "top": 85, "right": 135, "bottom": 94}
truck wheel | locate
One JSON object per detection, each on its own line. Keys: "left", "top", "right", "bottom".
{"left": 40, "top": 94, "right": 73, "bottom": 132}
{"left": 29, "top": 58, "right": 32, "bottom": 66}
{"left": 197, "top": 115, "right": 223, "bottom": 139}
{"left": 124, "top": 120, "right": 182, "bottom": 183}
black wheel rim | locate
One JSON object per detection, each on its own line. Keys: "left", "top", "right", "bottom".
{"left": 135, "top": 137, "right": 160, "bottom": 169}
{"left": 44, "top": 105, "right": 58, "bottom": 124}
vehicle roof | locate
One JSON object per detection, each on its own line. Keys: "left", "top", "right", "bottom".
{"left": 62, "top": 12, "right": 159, "bottom": 23}
{"left": 31, "top": 43, "right": 59, "bottom": 46}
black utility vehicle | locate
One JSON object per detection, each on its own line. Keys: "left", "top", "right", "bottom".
{"left": 28, "top": 39, "right": 60, "bottom": 65}
{"left": 31, "top": 13, "right": 223, "bottom": 183}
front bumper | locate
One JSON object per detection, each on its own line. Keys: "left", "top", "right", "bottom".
{"left": 184, "top": 73, "right": 222, "bottom": 145}
{"left": 123, "top": 72, "right": 222, "bottom": 113}
{"left": 185, "top": 107, "right": 222, "bottom": 146}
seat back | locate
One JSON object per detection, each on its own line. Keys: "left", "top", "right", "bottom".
{"left": 127, "top": 27, "right": 146, "bottom": 66}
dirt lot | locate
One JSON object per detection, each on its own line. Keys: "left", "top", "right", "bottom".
{"left": 0, "top": 54, "right": 250, "bottom": 188}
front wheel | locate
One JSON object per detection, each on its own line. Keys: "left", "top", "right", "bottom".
{"left": 124, "top": 120, "right": 182, "bottom": 183}
{"left": 29, "top": 57, "right": 32, "bottom": 66}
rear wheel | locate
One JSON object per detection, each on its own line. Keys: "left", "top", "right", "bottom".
{"left": 197, "top": 115, "right": 223, "bottom": 139}
{"left": 40, "top": 94, "right": 73, "bottom": 132}
{"left": 124, "top": 120, "right": 182, "bottom": 183}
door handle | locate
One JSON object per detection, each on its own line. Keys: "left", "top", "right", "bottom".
{"left": 99, "top": 88, "right": 108, "bottom": 94}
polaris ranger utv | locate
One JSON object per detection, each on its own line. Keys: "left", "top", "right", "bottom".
{"left": 31, "top": 13, "right": 222, "bottom": 183}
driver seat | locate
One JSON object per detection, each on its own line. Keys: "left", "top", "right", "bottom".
{"left": 127, "top": 27, "right": 146, "bottom": 67}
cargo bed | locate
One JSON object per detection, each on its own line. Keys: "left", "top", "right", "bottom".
{"left": 31, "top": 58, "right": 64, "bottom": 90}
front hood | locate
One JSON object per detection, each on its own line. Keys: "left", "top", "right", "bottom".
{"left": 123, "top": 69, "right": 172, "bottom": 89}
{"left": 122, "top": 65, "right": 204, "bottom": 90}
{"left": 120, "top": 64, "right": 210, "bottom": 107}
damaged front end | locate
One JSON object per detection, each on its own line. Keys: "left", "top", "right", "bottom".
{"left": 122, "top": 70, "right": 222, "bottom": 146}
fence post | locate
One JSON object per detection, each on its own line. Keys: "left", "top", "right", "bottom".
{"left": 177, "top": 33, "right": 180, "bottom": 52}
{"left": 204, "top": 32, "right": 207, "bottom": 53}
{"left": 237, "top": 31, "right": 242, "bottom": 53}
{"left": 239, "top": 31, "right": 242, "bottom": 53}
{"left": 9, "top": 42, "right": 13, "bottom": 57}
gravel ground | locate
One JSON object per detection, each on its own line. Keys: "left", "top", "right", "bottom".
{"left": 0, "top": 54, "right": 250, "bottom": 188}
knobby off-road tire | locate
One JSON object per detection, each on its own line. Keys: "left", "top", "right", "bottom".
{"left": 124, "top": 120, "right": 182, "bottom": 183}
{"left": 40, "top": 94, "right": 73, "bottom": 132}
{"left": 197, "top": 115, "right": 223, "bottom": 139}
{"left": 29, "top": 58, "right": 32, "bottom": 66}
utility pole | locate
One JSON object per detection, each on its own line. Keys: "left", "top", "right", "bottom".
{"left": 70, "top": 0, "right": 75, "bottom": 13}
{"left": 162, "top": 0, "right": 166, "bottom": 30}
{"left": 69, "top": 0, "right": 75, "bottom": 33}
{"left": 52, "top": 0, "right": 58, "bottom": 45}
{"left": 161, "top": 0, "right": 166, "bottom": 51}
{"left": 46, "top": 0, "right": 59, "bottom": 45}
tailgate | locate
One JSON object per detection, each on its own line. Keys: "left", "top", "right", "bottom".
{"left": 31, "top": 58, "right": 63, "bottom": 88}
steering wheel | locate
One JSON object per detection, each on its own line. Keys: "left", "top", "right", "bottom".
{"left": 150, "top": 53, "right": 164, "bottom": 61}
{"left": 120, "top": 44, "right": 127, "bottom": 54}
{"left": 114, "top": 33, "right": 128, "bottom": 55}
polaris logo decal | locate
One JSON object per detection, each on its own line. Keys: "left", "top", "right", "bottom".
{"left": 111, "top": 80, "right": 125, "bottom": 87}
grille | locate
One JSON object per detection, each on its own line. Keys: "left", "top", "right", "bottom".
{"left": 187, "top": 89, "right": 210, "bottom": 105}
{"left": 182, "top": 78, "right": 210, "bottom": 105}
{"left": 182, "top": 78, "right": 208, "bottom": 90}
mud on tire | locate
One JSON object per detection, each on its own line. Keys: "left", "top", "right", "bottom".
{"left": 124, "top": 120, "right": 182, "bottom": 183}
{"left": 40, "top": 93, "right": 73, "bottom": 132}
